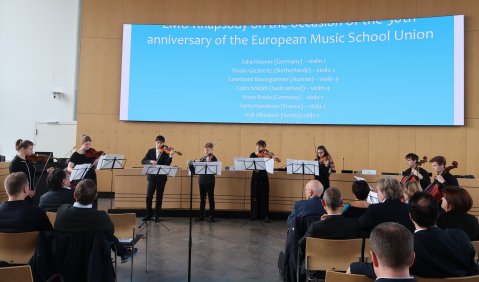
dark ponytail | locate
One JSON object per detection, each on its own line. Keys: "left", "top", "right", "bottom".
{"left": 15, "top": 139, "right": 33, "bottom": 151}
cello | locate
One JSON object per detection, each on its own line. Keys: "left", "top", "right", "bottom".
{"left": 424, "top": 161, "right": 458, "bottom": 201}
{"left": 401, "top": 156, "right": 427, "bottom": 185}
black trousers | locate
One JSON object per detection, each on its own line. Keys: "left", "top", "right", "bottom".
{"left": 250, "top": 175, "right": 269, "bottom": 219}
{"left": 146, "top": 176, "right": 167, "bottom": 216}
{"left": 199, "top": 183, "right": 215, "bottom": 218}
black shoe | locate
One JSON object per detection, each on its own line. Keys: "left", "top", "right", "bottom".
{"left": 195, "top": 217, "right": 204, "bottom": 222}
{"left": 264, "top": 216, "right": 270, "bottom": 223}
{"left": 121, "top": 248, "right": 138, "bottom": 263}
{"left": 142, "top": 214, "right": 152, "bottom": 221}
{"left": 209, "top": 217, "right": 215, "bottom": 223}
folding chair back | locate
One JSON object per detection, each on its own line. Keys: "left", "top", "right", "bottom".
{"left": 325, "top": 270, "right": 373, "bottom": 282}
{"left": 305, "top": 238, "right": 363, "bottom": 272}
{"left": 0, "top": 265, "right": 33, "bottom": 282}
{"left": 46, "top": 212, "right": 56, "bottom": 227}
{"left": 0, "top": 231, "right": 39, "bottom": 264}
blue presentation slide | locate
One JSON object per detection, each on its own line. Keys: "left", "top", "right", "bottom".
{"left": 120, "top": 15, "right": 464, "bottom": 125}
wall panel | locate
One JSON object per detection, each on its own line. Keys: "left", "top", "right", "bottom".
{"left": 370, "top": 0, "right": 417, "bottom": 20}
{"left": 466, "top": 31, "right": 479, "bottom": 119}
{"left": 244, "top": 0, "right": 285, "bottom": 24}
{"left": 417, "top": 0, "right": 467, "bottom": 18}
{"left": 123, "top": 0, "right": 164, "bottom": 24}
{"left": 163, "top": 0, "right": 205, "bottom": 24}
{"left": 82, "top": 0, "right": 123, "bottom": 38}
{"left": 284, "top": 0, "right": 326, "bottom": 24}
{"left": 203, "top": 0, "right": 244, "bottom": 25}
{"left": 325, "top": 0, "right": 371, "bottom": 22}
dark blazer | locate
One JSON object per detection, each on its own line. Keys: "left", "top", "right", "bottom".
{"left": 402, "top": 167, "right": 431, "bottom": 189}
{"left": 314, "top": 160, "right": 331, "bottom": 189}
{"left": 55, "top": 204, "right": 114, "bottom": 236}
{"left": 0, "top": 200, "right": 53, "bottom": 232}
{"left": 142, "top": 147, "right": 173, "bottom": 182}
{"left": 359, "top": 199, "right": 415, "bottom": 237}
{"left": 298, "top": 214, "right": 360, "bottom": 249}
{"left": 437, "top": 212, "right": 479, "bottom": 241}
{"left": 411, "top": 227, "right": 478, "bottom": 278}
{"left": 287, "top": 196, "right": 326, "bottom": 226}
{"left": 9, "top": 155, "right": 36, "bottom": 190}
{"left": 198, "top": 155, "right": 218, "bottom": 185}
{"left": 39, "top": 188, "right": 75, "bottom": 212}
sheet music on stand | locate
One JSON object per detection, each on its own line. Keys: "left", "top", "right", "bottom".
{"left": 69, "top": 163, "right": 92, "bottom": 182}
{"left": 142, "top": 165, "right": 179, "bottom": 177}
{"left": 286, "top": 159, "right": 319, "bottom": 175}
{"left": 188, "top": 161, "right": 222, "bottom": 176}
{"left": 354, "top": 176, "right": 379, "bottom": 204}
{"left": 96, "top": 154, "right": 126, "bottom": 170}
{"left": 233, "top": 157, "right": 274, "bottom": 174}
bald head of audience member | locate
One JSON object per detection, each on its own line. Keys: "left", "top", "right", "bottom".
{"left": 304, "top": 180, "right": 324, "bottom": 199}
{"left": 377, "top": 177, "right": 403, "bottom": 202}
{"left": 370, "top": 222, "right": 415, "bottom": 279}
{"left": 409, "top": 192, "right": 439, "bottom": 229}
{"left": 322, "top": 187, "right": 342, "bottom": 214}
{"left": 4, "top": 172, "right": 29, "bottom": 201}
{"left": 74, "top": 179, "right": 97, "bottom": 205}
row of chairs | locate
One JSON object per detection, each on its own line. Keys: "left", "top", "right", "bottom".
{"left": 0, "top": 213, "right": 146, "bottom": 282}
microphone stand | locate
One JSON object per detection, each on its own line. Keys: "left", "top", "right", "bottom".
{"left": 187, "top": 160, "right": 195, "bottom": 282}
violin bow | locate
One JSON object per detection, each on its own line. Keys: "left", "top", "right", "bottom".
{"left": 33, "top": 152, "right": 53, "bottom": 191}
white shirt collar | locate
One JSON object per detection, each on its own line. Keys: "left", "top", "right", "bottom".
{"left": 73, "top": 202, "right": 93, "bottom": 208}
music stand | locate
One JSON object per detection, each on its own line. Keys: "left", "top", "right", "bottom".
{"left": 97, "top": 154, "right": 126, "bottom": 209}
{"left": 234, "top": 157, "right": 274, "bottom": 225}
{"left": 187, "top": 161, "right": 222, "bottom": 282}
{"left": 141, "top": 165, "right": 178, "bottom": 231}
{"left": 69, "top": 163, "right": 92, "bottom": 182}
{"left": 286, "top": 159, "right": 319, "bottom": 200}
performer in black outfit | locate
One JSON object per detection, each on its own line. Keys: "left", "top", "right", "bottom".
{"left": 314, "top": 145, "right": 334, "bottom": 191}
{"left": 141, "top": 135, "right": 175, "bottom": 222}
{"left": 425, "top": 155, "right": 459, "bottom": 201}
{"left": 401, "top": 153, "right": 431, "bottom": 189}
{"left": 9, "top": 139, "right": 36, "bottom": 203}
{"left": 195, "top": 142, "right": 218, "bottom": 223}
{"left": 67, "top": 135, "right": 99, "bottom": 186}
{"left": 249, "top": 140, "right": 279, "bottom": 223}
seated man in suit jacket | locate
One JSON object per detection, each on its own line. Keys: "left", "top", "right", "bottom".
{"left": 0, "top": 172, "right": 53, "bottom": 232}
{"left": 349, "top": 192, "right": 478, "bottom": 279}
{"left": 287, "top": 180, "right": 326, "bottom": 226}
{"left": 39, "top": 169, "right": 74, "bottom": 212}
{"left": 359, "top": 177, "right": 415, "bottom": 237}
{"left": 298, "top": 187, "right": 360, "bottom": 249}
{"left": 55, "top": 179, "right": 137, "bottom": 263}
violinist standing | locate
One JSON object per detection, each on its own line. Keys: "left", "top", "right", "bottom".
{"left": 401, "top": 153, "right": 430, "bottom": 190}
{"left": 195, "top": 142, "right": 218, "bottom": 223}
{"left": 426, "top": 156, "right": 459, "bottom": 201}
{"left": 249, "top": 140, "right": 278, "bottom": 223}
{"left": 67, "top": 135, "right": 99, "bottom": 185}
{"left": 314, "top": 145, "right": 334, "bottom": 192}
{"left": 141, "top": 135, "right": 175, "bottom": 222}
{"left": 9, "top": 139, "right": 36, "bottom": 202}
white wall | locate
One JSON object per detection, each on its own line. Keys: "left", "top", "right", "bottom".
{"left": 0, "top": 0, "right": 79, "bottom": 160}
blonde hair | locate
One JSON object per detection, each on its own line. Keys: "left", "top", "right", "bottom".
{"left": 403, "top": 181, "right": 422, "bottom": 199}
{"left": 80, "top": 135, "right": 92, "bottom": 144}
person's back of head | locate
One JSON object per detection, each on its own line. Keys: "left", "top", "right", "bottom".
{"left": 352, "top": 180, "right": 370, "bottom": 200}
{"left": 442, "top": 186, "right": 473, "bottom": 214}
{"left": 370, "top": 222, "right": 414, "bottom": 277}
{"left": 74, "top": 179, "right": 97, "bottom": 205}
{"left": 409, "top": 192, "right": 438, "bottom": 228}
{"left": 47, "top": 169, "right": 67, "bottom": 190}
{"left": 322, "top": 187, "right": 342, "bottom": 212}
{"left": 305, "top": 179, "right": 324, "bottom": 198}
{"left": 4, "top": 172, "right": 29, "bottom": 199}
{"left": 377, "top": 177, "right": 402, "bottom": 201}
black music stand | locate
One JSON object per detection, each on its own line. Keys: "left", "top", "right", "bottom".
{"left": 97, "top": 154, "right": 126, "bottom": 209}
{"left": 286, "top": 159, "right": 319, "bottom": 200}
{"left": 187, "top": 160, "right": 222, "bottom": 282}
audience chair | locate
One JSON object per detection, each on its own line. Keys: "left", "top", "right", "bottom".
{"left": 416, "top": 275, "right": 479, "bottom": 282}
{"left": 46, "top": 212, "right": 56, "bottom": 227}
{"left": 471, "top": 241, "right": 479, "bottom": 263}
{"left": 305, "top": 238, "right": 364, "bottom": 273}
{"left": 0, "top": 232, "right": 39, "bottom": 264}
{"left": 108, "top": 213, "right": 145, "bottom": 281}
{"left": 0, "top": 265, "right": 33, "bottom": 282}
{"left": 325, "top": 270, "right": 373, "bottom": 282}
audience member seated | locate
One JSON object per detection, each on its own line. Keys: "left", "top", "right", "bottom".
{"left": 359, "top": 177, "right": 415, "bottom": 237}
{"left": 54, "top": 179, "right": 137, "bottom": 263}
{"left": 287, "top": 180, "right": 326, "bottom": 227}
{"left": 349, "top": 192, "right": 478, "bottom": 279}
{"left": 369, "top": 222, "right": 416, "bottom": 281}
{"left": 39, "top": 169, "right": 74, "bottom": 212}
{"left": 437, "top": 186, "right": 479, "bottom": 241}
{"left": 342, "top": 180, "right": 370, "bottom": 218}
{"left": 299, "top": 187, "right": 360, "bottom": 249}
{"left": 402, "top": 180, "right": 422, "bottom": 204}
{"left": 0, "top": 172, "right": 53, "bottom": 232}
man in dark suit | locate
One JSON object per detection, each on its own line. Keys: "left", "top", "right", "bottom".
{"left": 359, "top": 177, "right": 415, "bottom": 237}
{"left": 55, "top": 179, "right": 137, "bottom": 263}
{"left": 39, "top": 169, "right": 74, "bottom": 212}
{"left": 141, "top": 135, "right": 175, "bottom": 222}
{"left": 287, "top": 180, "right": 326, "bottom": 227}
{"left": 349, "top": 192, "right": 478, "bottom": 279}
{"left": 298, "top": 187, "right": 360, "bottom": 249}
{"left": 0, "top": 172, "right": 53, "bottom": 232}
{"left": 402, "top": 153, "right": 430, "bottom": 189}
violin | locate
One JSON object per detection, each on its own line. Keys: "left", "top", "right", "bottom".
{"left": 199, "top": 153, "right": 214, "bottom": 162}
{"left": 401, "top": 156, "right": 427, "bottom": 184}
{"left": 425, "top": 161, "right": 458, "bottom": 201}
{"left": 26, "top": 154, "right": 50, "bottom": 163}
{"left": 84, "top": 148, "right": 104, "bottom": 159}
{"left": 256, "top": 149, "right": 281, "bottom": 162}
{"left": 159, "top": 145, "right": 183, "bottom": 156}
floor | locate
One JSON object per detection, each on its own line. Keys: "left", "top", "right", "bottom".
{"left": 99, "top": 200, "right": 288, "bottom": 282}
